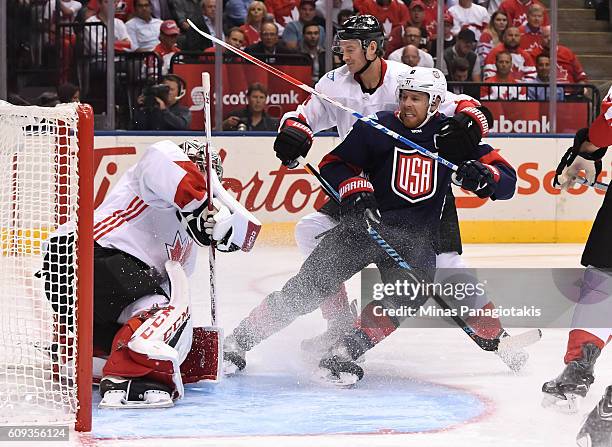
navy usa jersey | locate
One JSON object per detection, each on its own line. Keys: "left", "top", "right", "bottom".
{"left": 319, "top": 111, "right": 516, "bottom": 226}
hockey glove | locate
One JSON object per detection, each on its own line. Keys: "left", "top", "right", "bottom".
{"left": 176, "top": 200, "right": 231, "bottom": 247}
{"left": 554, "top": 127, "right": 607, "bottom": 190}
{"left": 436, "top": 106, "right": 492, "bottom": 165}
{"left": 452, "top": 160, "right": 499, "bottom": 199}
{"left": 273, "top": 118, "right": 313, "bottom": 168}
{"left": 338, "top": 177, "right": 381, "bottom": 224}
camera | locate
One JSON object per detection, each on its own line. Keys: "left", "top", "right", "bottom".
{"left": 142, "top": 83, "right": 170, "bottom": 109}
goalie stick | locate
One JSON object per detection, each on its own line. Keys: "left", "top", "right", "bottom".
{"left": 187, "top": 21, "right": 541, "bottom": 353}
{"left": 201, "top": 72, "right": 223, "bottom": 382}
{"left": 298, "top": 157, "right": 541, "bottom": 353}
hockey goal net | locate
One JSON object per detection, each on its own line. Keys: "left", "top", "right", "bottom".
{"left": 0, "top": 102, "right": 93, "bottom": 431}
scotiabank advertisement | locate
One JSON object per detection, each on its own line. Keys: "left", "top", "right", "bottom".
{"left": 173, "top": 63, "right": 312, "bottom": 130}
{"left": 92, "top": 135, "right": 605, "bottom": 243}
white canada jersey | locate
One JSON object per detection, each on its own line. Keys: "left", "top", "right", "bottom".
{"left": 283, "top": 59, "right": 478, "bottom": 140}
{"left": 94, "top": 140, "right": 208, "bottom": 278}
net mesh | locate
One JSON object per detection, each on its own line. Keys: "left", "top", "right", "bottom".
{"left": 0, "top": 103, "right": 81, "bottom": 425}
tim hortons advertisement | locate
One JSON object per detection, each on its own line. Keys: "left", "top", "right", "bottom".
{"left": 93, "top": 135, "right": 606, "bottom": 243}
{"left": 172, "top": 63, "right": 312, "bottom": 131}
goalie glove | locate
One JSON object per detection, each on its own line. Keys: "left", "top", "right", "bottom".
{"left": 554, "top": 127, "right": 608, "bottom": 190}
{"left": 452, "top": 160, "right": 499, "bottom": 199}
{"left": 273, "top": 118, "right": 313, "bottom": 168}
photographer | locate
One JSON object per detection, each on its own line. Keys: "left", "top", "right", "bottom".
{"left": 133, "top": 74, "right": 192, "bottom": 130}
{"left": 222, "top": 83, "right": 279, "bottom": 131}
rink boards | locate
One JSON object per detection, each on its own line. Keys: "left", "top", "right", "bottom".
{"left": 92, "top": 133, "right": 604, "bottom": 243}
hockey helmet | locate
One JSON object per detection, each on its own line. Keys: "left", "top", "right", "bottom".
{"left": 333, "top": 15, "right": 385, "bottom": 56}
{"left": 178, "top": 140, "right": 223, "bottom": 180}
{"left": 396, "top": 67, "right": 447, "bottom": 123}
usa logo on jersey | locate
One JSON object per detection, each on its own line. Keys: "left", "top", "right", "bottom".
{"left": 391, "top": 147, "right": 438, "bottom": 203}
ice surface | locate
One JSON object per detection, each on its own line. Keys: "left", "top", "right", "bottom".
{"left": 74, "top": 244, "right": 612, "bottom": 447}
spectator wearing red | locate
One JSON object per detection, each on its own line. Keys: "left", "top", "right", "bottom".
{"left": 239, "top": 1, "right": 267, "bottom": 47}
{"left": 518, "top": 4, "right": 545, "bottom": 53}
{"left": 126, "top": 0, "right": 162, "bottom": 51}
{"left": 481, "top": 51, "right": 527, "bottom": 100}
{"left": 265, "top": 0, "right": 300, "bottom": 28}
{"left": 477, "top": 10, "right": 508, "bottom": 62}
{"left": 86, "top": 0, "right": 133, "bottom": 22}
{"left": 528, "top": 26, "right": 588, "bottom": 84}
{"left": 357, "top": 0, "right": 410, "bottom": 36}
{"left": 422, "top": 0, "right": 446, "bottom": 30}
{"left": 498, "top": 0, "right": 549, "bottom": 28}
{"left": 448, "top": 0, "right": 490, "bottom": 41}
{"left": 385, "top": 24, "right": 425, "bottom": 57}
{"left": 153, "top": 20, "right": 180, "bottom": 74}
{"left": 484, "top": 26, "right": 536, "bottom": 81}
{"left": 426, "top": 9, "right": 454, "bottom": 47}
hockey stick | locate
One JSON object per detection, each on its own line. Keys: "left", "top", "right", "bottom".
{"left": 575, "top": 175, "right": 609, "bottom": 192}
{"left": 186, "top": 20, "right": 458, "bottom": 173}
{"left": 202, "top": 72, "right": 223, "bottom": 382}
{"left": 298, "top": 157, "right": 540, "bottom": 352}
{"left": 202, "top": 72, "right": 217, "bottom": 325}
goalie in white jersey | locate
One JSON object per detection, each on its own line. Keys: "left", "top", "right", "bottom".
{"left": 40, "top": 139, "right": 260, "bottom": 408}
{"left": 267, "top": 15, "right": 523, "bottom": 367}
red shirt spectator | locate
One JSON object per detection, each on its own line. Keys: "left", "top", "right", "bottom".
{"left": 484, "top": 27, "right": 536, "bottom": 80}
{"left": 498, "top": 0, "right": 549, "bottom": 28}
{"left": 518, "top": 4, "right": 545, "bottom": 53}
{"left": 153, "top": 20, "right": 180, "bottom": 75}
{"left": 528, "top": 26, "right": 588, "bottom": 83}
{"left": 422, "top": 0, "right": 445, "bottom": 29}
{"left": 238, "top": 1, "right": 267, "bottom": 47}
{"left": 87, "top": 0, "right": 134, "bottom": 22}
{"left": 481, "top": 51, "right": 527, "bottom": 99}
{"left": 357, "top": 0, "right": 410, "bottom": 36}
{"left": 265, "top": 0, "right": 300, "bottom": 27}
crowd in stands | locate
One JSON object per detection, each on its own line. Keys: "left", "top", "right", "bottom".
{"left": 21, "top": 0, "right": 595, "bottom": 129}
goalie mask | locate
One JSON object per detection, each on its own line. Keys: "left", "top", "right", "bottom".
{"left": 178, "top": 140, "right": 223, "bottom": 180}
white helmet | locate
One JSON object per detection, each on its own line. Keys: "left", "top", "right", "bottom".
{"left": 396, "top": 67, "right": 447, "bottom": 126}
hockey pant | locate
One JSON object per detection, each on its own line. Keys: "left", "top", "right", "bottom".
{"left": 232, "top": 218, "right": 436, "bottom": 353}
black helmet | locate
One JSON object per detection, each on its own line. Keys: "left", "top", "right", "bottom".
{"left": 335, "top": 15, "right": 385, "bottom": 55}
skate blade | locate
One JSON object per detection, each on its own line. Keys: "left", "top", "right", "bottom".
{"left": 541, "top": 392, "right": 579, "bottom": 414}
{"left": 98, "top": 390, "right": 174, "bottom": 409}
{"left": 314, "top": 368, "right": 359, "bottom": 388}
{"left": 222, "top": 359, "right": 241, "bottom": 376}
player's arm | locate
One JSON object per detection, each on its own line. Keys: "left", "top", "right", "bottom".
{"left": 319, "top": 120, "right": 380, "bottom": 222}
{"left": 273, "top": 77, "right": 338, "bottom": 167}
{"left": 452, "top": 145, "right": 517, "bottom": 200}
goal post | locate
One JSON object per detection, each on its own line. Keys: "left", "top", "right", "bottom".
{"left": 0, "top": 102, "right": 94, "bottom": 432}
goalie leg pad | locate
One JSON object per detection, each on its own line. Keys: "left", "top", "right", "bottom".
{"left": 103, "top": 261, "right": 193, "bottom": 399}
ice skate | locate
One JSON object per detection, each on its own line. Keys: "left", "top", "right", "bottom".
{"left": 98, "top": 376, "right": 174, "bottom": 409}
{"left": 576, "top": 385, "right": 612, "bottom": 447}
{"left": 317, "top": 354, "right": 364, "bottom": 388}
{"left": 542, "top": 343, "right": 601, "bottom": 413}
{"left": 223, "top": 334, "right": 246, "bottom": 375}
